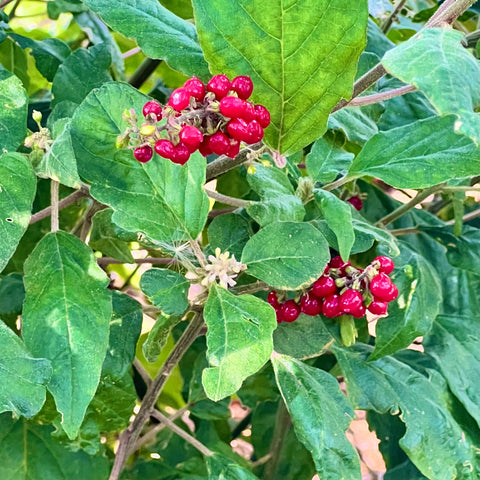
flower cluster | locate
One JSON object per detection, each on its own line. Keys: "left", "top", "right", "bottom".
{"left": 268, "top": 255, "right": 398, "bottom": 323}
{"left": 119, "top": 75, "right": 271, "bottom": 166}
{"left": 200, "top": 248, "right": 246, "bottom": 289}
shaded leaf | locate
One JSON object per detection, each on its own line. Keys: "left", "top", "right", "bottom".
{"left": 206, "top": 454, "right": 258, "bottom": 480}
{"left": 208, "top": 213, "right": 251, "bottom": 259}
{"left": 0, "top": 273, "right": 24, "bottom": 317}
{"left": 328, "top": 107, "right": 379, "bottom": 145}
{"left": 142, "top": 313, "right": 182, "bottom": 363}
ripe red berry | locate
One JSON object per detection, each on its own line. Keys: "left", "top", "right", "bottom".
{"left": 171, "top": 143, "right": 190, "bottom": 165}
{"left": 183, "top": 77, "right": 206, "bottom": 102}
{"left": 267, "top": 291, "right": 280, "bottom": 309}
{"left": 346, "top": 196, "right": 363, "bottom": 211}
{"left": 220, "top": 96, "right": 248, "bottom": 118}
{"left": 279, "top": 300, "right": 301, "bottom": 323}
{"left": 142, "top": 101, "right": 162, "bottom": 121}
{"left": 374, "top": 256, "right": 395, "bottom": 275}
{"left": 246, "top": 120, "right": 264, "bottom": 143}
{"left": 241, "top": 102, "right": 256, "bottom": 122}
{"left": 231, "top": 76, "right": 253, "bottom": 99}
{"left": 207, "top": 74, "right": 231, "bottom": 99}
{"left": 311, "top": 276, "right": 337, "bottom": 298}
{"left": 329, "top": 255, "right": 350, "bottom": 269}
{"left": 179, "top": 125, "right": 203, "bottom": 152}
{"left": 339, "top": 289, "right": 363, "bottom": 313}
{"left": 225, "top": 138, "right": 240, "bottom": 158}
{"left": 154, "top": 139, "right": 175, "bottom": 159}
{"left": 168, "top": 88, "right": 190, "bottom": 111}
{"left": 300, "top": 293, "right": 322, "bottom": 316}
{"left": 134, "top": 145, "right": 153, "bottom": 163}
{"left": 208, "top": 131, "right": 230, "bottom": 155}
{"left": 369, "top": 273, "right": 397, "bottom": 302}
{"left": 254, "top": 104, "right": 270, "bottom": 128}
{"left": 322, "top": 294, "right": 342, "bottom": 318}
{"left": 351, "top": 303, "right": 366, "bottom": 318}
{"left": 199, "top": 138, "right": 212, "bottom": 157}
{"left": 368, "top": 300, "right": 388, "bottom": 315}
{"left": 227, "top": 118, "right": 250, "bottom": 142}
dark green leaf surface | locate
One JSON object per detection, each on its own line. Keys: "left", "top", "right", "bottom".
{"left": 22, "top": 232, "right": 112, "bottom": 439}
{"left": 0, "top": 320, "right": 51, "bottom": 417}
{"left": 51, "top": 43, "right": 112, "bottom": 106}
{"left": 193, "top": 0, "right": 368, "bottom": 153}
{"left": 347, "top": 115, "right": 479, "bottom": 188}
{"left": 242, "top": 221, "right": 330, "bottom": 290}
{"left": 371, "top": 241, "right": 442, "bottom": 360}
{"left": 0, "top": 67, "right": 28, "bottom": 152}
{"left": 334, "top": 344, "right": 479, "bottom": 480}
{"left": 142, "top": 313, "right": 182, "bottom": 363}
{"left": 82, "top": 0, "right": 209, "bottom": 79}
{"left": 0, "top": 273, "right": 24, "bottom": 317}
{"left": 206, "top": 454, "right": 258, "bottom": 480}
{"left": 272, "top": 354, "right": 361, "bottom": 480}
{"left": 208, "top": 213, "right": 251, "bottom": 259}
{"left": 327, "top": 107, "right": 379, "bottom": 145}
{"left": 0, "top": 153, "right": 36, "bottom": 273}
{"left": 246, "top": 164, "right": 304, "bottom": 226}
{"left": 314, "top": 189, "right": 355, "bottom": 261}
{"left": 0, "top": 414, "right": 110, "bottom": 480}
{"left": 140, "top": 268, "right": 189, "bottom": 316}
{"left": 202, "top": 285, "right": 277, "bottom": 401}
{"left": 71, "top": 82, "right": 210, "bottom": 244}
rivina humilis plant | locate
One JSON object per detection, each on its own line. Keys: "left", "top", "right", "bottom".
{"left": 0, "top": 0, "right": 479, "bottom": 479}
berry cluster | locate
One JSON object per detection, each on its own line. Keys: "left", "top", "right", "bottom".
{"left": 127, "top": 75, "right": 270, "bottom": 165}
{"left": 268, "top": 255, "right": 398, "bottom": 323}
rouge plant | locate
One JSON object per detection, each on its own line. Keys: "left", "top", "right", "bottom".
{"left": 0, "top": 1, "right": 479, "bottom": 480}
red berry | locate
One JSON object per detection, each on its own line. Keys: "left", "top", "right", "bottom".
{"left": 199, "top": 138, "right": 212, "bottom": 157}
{"left": 179, "top": 125, "right": 203, "bottom": 152}
{"left": 171, "top": 143, "right": 190, "bottom": 165}
{"left": 368, "top": 300, "right": 388, "bottom": 315}
{"left": 300, "top": 293, "right": 322, "bottom": 316}
{"left": 322, "top": 294, "right": 342, "bottom": 318}
{"left": 279, "top": 300, "right": 300, "bottom": 323}
{"left": 241, "top": 102, "right": 256, "bottom": 122}
{"left": 374, "top": 256, "right": 395, "bottom": 275}
{"left": 208, "top": 131, "right": 230, "bottom": 155}
{"left": 142, "top": 101, "right": 162, "bottom": 121}
{"left": 225, "top": 138, "right": 240, "bottom": 158}
{"left": 346, "top": 196, "right": 363, "bottom": 211}
{"left": 311, "top": 276, "right": 337, "bottom": 298}
{"left": 231, "top": 76, "right": 253, "bottom": 99}
{"left": 351, "top": 303, "right": 366, "bottom": 318}
{"left": 329, "top": 255, "right": 350, "bottom": 269}
{"left": 254, "top": 104, "right": 270, "bottom": 128}
{"left": 154, "top": 139, "right": 175, "bottom": 159}
{"left": 207, "top": 74, "right": 231, "bottom": 99}
{"left": 134, "top": 145, "right": 153, "bottom": 163}
{"left": 339, "top": 289, "right": 363, "bottom": 313}
{"left": 168, "top": 88, "right": 190, "bottom": 111}
{"left": 227, "top": 118, "right": 250, "bottom": 142}
{"left": 246, "top": 120, "right": 264, "bottom": 143}
{"left": 220, "top": 96, "right": 248, "bottom": 118}
{"left": 267, "top": 291, "right": 280, "bottom": 308}
{"left": 183, "top": 77, "right": 205, "bottom": 102}
{"left": 369, "top": 273, "right": 397, "bottom": 302}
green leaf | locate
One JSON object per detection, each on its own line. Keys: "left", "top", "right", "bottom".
{"left": 82, "top": 0, "right": 209, "bottom": 79}
{"left": 10, "top": 34, "right": 71, "bottom": 82}
{"left": 241, "top": 221, "right": 330, "bottom": 290}
{"left": 327, "top": 107, "right": 379, "bottom": 145}
{"left": 89, "top": 208, "right": 135, "bottom": 263}
{"left": 314, "top": 189, "right": 355, "bottom": 261}
{"left": 370, "top": 241, "right": 442, "bottom": 360}
{"left": 334, "top": 344, "right": 479, "bottom": 480}
{"left": 0, "top": 414, "right": 110, "bottom": 480}
{"left": 193, "top": 0, "right": 368, "bottom": 154}
{"left": 272, "top": 354, "right": 361, "bottom": 480}
{"left": 202, "top": 285, "right": 277, "bottom": 401}
{"left": 245, "top": 164, "right": 304, "bottom": 226}
{"left": 208, "top": 213, "right": 251, "bottom": 259}
{"left": 71, "top": 82, "right": 210, "bottom": 244}
{"left": 347, "top": 115, "right": 479, "bottom": 189}
{"left": 142, "top": 313, "right": 182, "bottom": 363}
{"left": 423, "top": 314, "right": 480, "bottom": 427}
{"left": 305, "top": 134, "right": 354, "bottom": 184}
{"left": 22, "top": 231, "right": 112, "bottom": 439}
{"left": 0, "top": 66, "right": 28, "bottom": 152}
{"left": 36, "top": 118, "right": 82, "bottom": 188}
{"left": 206, "top": 454, "right": 258, "bottom": 480}
{"left": 140, "top": 268, "right": 189, "bottom": 316}
{"left": 382, "top": 29, "right": 480, "bottom": 145}
{"left": 0, "top": 320, "right": 51, "bottom": 417}
{"left": 0, "top": 273, "right": 24, "bottom": 318}
{"left": 0, "top": 153, "right": 36, "bottom": 273}
{"left": 51, "top": 43, "right": 112, "bottom": 107}
{"left": 273, "top": 314, "right": 334, "bottom": 359}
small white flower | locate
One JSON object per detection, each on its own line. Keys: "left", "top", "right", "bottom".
{"left": 200, "top": 248, "right": 246, "bottom": 289}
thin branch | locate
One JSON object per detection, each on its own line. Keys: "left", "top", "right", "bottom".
{"left": 390, "top": 227, "right": 420, "bottom": 236}
{"left": 122, "top": 46, "right": 141, "bottom": 59}
{"left": 128, "top": 58, "right": 162, "bottom": 89}
{"left": 381, "top": 0, "right": 409, "bottom": 33}
{"left": 204, "top": 189, "right": 251, "bottom": 208}
{"left": 97, "top": 257, "right": 178, "bottom": 266}
{"left": 0, "top": 0, "right": 15, "bottom": 8}
{"left": 252, "top": 453, "right": 273, "bottom": 468}
{"left": 376, "top": 184, "right": 445, "bottom": 227}
{"left": 150, "top": 410, "right": 213, "bottom": 457}
{"left": 133, "top": 358, "right": 151, "bottom": 387}
{"left": 322, "top": 175, "right": 352, "bottom": 191}
{"left": 30, "top": 187, "right": 90, "bottom": 225}
{"left": 50, "top": 181, "right": 60, "bottom": 232}
{"left": 8, "top": 0, "right": 21, "bottom": 18}
{"left": 347, "top": 85, "right": 416, "bottom": 108}
{"left": 189, "top": 239, "right": 207, "bottom": 267}
{"left": 231, "top": 281, "right": 270, "bottom": 295}
{"left": 445, "top": 208, "right": 480, "bottom": 225}
{"left": 79, "top": 201, "right": 105, "bottom": 242}
{"left": 440, "top": 186, "right": 480, "bottom": 192}
{"left": 208, "top": 207, "right": 237, "bottom": 218}
{"left": 109, "top": 312, "right": 205, "bottom": 480}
